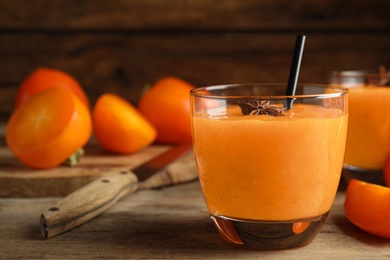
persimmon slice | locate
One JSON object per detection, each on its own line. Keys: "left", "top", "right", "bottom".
{"left": 344, "top": 179, "right": 390, "bottom": 239}
{"left": 92, "top": 93, "right": 156, "bottom": 154}
{"left": 6, "top": 87, "right": 92, "bottom": 169}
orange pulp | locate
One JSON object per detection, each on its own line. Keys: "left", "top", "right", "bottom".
{"left": 192, "top": 104, "right": 347, "bottom": 221}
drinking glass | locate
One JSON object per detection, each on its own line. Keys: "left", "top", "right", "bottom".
{"left": 190, "top": 83, "right": 348, "bottom": 250}
{"left": 331, "top": 70, "right": 390, "bottom": 185}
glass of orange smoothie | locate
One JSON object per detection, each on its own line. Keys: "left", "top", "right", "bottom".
{"left": 331, "top": 69, "right": 390, "bottom": 185}
{"left": 190, "top": 83, "right": 348, "bottom": 250}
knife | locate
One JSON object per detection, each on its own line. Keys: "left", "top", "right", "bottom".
{"left": 40, "top": 143, "right": 196, "bottom": 239}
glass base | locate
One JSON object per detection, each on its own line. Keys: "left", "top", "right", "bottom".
{"left": 211, "top": 212, "right": 328, "bottom": 250}
{"left": 342, "top": 164, "right": 385, "bottom": 186}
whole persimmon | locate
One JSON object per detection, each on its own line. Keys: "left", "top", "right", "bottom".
{"left": 138, "top": 77, "right": 195, "bottom": 144}
{"left": 15, "top": 67, "right": 91, "bottom": 110}
{"left": 6, "top": 87, "right": 92, "bottom": 169}
{"left": 92, "top": 93, "right": 157, "bottom": 154}
{"left": 344, "top": 179, "right": 390, "bottom": 239}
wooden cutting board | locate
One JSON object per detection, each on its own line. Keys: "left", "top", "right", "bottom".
{"left": 0, "top": 140, "right": 197, "bottom": 197}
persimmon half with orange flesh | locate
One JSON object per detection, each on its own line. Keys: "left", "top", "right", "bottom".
{"left": 138, "top": 77, "right": 194, "bottom": 144}
{"left": 6, "top": 87, "right": 92, "bottom": 169}
{"left": 92, "top": 93, "right": 157, "bottom": 154}
{"left": 15, "top": 67, "right": 91, "bottom": 110}
{"left": 344, "top": 179, "right": 390, "bottom": 239}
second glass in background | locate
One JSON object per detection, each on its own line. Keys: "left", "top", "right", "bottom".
{"left": 330, "top": 68, "right": 390, "bottom": 185}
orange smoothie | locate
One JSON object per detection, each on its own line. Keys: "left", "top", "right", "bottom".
{"left": 192, "top": 104, "right": 348, "bottom": 221}
{"left": 344, "top": 86, "right": 390, "bottom": 169}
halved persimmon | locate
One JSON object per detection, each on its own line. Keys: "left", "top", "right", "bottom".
{"left": 6, "top": 87, "right": 92, "bottom": 169}
{"left": 344, "top": 179, "right": 390, "bottom": 239}
{"left": 92, "top": 93, "right": 157, "bottom": 154}
{"left": 138, "top": 77, "right": 194, "bottom": 144}
{"left": 15, "top": 67, "right": 91, "bottom": 110}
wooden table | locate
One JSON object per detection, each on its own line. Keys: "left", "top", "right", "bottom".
{"left": 0, "top": 181, "right": 389, "bottom": 259}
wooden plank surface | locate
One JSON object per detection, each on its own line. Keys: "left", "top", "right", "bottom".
{"left": 0, "top": 0, "right": 388, "bottom": 31}
{"left": 0, "top": 181, "right": 389, "bottom": 259}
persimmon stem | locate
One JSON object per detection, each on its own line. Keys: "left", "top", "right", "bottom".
{"left": 64, "top": 148, "right": 84, "bottom": 167}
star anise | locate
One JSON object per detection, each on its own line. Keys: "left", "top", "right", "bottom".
{"left": 237, "top": 100, "right": 285, "bottom": 116}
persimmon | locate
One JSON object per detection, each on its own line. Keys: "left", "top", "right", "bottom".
{"left": 15, "top": 67, "right": 91, "bottom": 110}
{"left": 6, "top": 87, "right": 92, "bottom": 169}
{"left": 138, "top": 77, "right": 194, "bottom": 144}
{"left": 344, "top": 179, "right": 390, "bottom": 239}
{"left": 92, "top": 93, "right": 157, "bottom": 154}
{"left": 383, "top": 152, "right": 390, "bottom": 187}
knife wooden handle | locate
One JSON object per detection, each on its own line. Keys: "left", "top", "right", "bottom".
{"left": 40, "top": 150, "right": 198, "bottom": 239}
{"left": 40, "top": 170, "right": 139, "bottom": 239}
{"left": 138, "top": 151, "right": 197, "bottom": 189}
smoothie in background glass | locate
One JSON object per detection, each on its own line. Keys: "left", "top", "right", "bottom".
{"left": 190, "top": 83, "right": 348, "bottom": 250}
{"left": 331, "top": 68, "right": 390, "bottom": 185}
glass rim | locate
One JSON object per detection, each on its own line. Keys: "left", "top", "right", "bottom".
{"left": 190, "top": 83, "right": 348, "bottom": 100}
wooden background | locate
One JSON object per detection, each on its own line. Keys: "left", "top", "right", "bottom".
{"left": 0, "top": 0, "right": 389, "bottom": 124}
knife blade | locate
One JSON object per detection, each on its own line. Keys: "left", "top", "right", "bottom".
{"left": 40, "top": 143, "right": 195, "bottom": 239}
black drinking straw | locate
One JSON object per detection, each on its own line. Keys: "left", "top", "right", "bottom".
{"left": 285, "top": 34, "right": 306, "bottom": 110}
